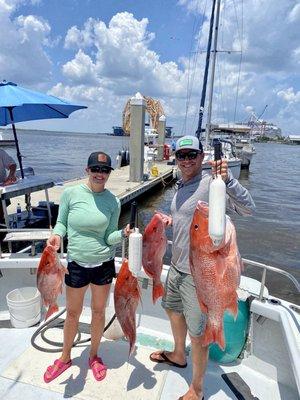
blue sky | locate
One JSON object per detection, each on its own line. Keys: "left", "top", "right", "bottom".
{"left": 1, "top": 0, "right": 300, "bottom": 135}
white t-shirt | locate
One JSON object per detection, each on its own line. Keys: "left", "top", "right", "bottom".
{"left": 0, "top": 149, "right": 15, "bottom": 184}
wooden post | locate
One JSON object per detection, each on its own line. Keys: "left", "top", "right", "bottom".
{"left": 157, "top": 115, "right": 166, "bottom": 161}
{"left": 130, "top": 93, "right": 146, "bottom": 182}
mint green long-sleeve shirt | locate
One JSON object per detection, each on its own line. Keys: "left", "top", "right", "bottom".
{"left": 53, "top": 184, "right": 122, "bottom": 264}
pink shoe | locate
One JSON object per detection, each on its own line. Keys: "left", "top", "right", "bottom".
{"left": 89, "top": 356, "right": 107, "bottom": 381}
{"left": 43, "top": 359, "right": 72, "bottom": 383}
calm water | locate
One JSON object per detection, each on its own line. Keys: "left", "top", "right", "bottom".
{"left": 5, "top": 131, "right": 300, "bottom": 304}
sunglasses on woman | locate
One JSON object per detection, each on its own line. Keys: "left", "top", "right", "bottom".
{"left": 90, "top": 166, "right": 111, "bottom": 174}
{"left": 175, "top": 150, "right": 200, "bottom": 161}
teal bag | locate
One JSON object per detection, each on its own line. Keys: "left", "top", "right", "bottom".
{"left": 209, "top": 299, "right": 250, "bottom": 363}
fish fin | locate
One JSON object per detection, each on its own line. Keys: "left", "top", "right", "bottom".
{"left": 198, "top": 299, "right": 208, "bottom": 314}
{"left": 202, "top": 321, "right": 225, "bottom": 350}
{"left": 215, "top": 257, "right": 227, "bottom": 277}
{"left": 226, "top": 293, "right": 238, "bottom": 319}
{"left": 152, "top": 282, "right": 164, "bottom": 304}
{"left": 45, "top": 303, "right": 59, "bottom": 320}
{"left": 63, "top": 266, "right": 69, "bottom": 275}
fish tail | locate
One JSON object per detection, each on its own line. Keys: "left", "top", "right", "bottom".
{"left": 45, "top": 303, "right": 59, "bottom": 320}
{"left": 152, "top": 282, "right": 164, "bottom": 304}
{"left": 202, "top": 321, "right": 225, "bottom": 350}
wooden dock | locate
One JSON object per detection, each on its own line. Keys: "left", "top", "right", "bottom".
{"left": 6, "top": 160, "right": 175, "bottom": 214}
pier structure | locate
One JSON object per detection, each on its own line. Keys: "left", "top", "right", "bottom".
{"left": 5, "top": 160, "right": 175, "bottom": 217}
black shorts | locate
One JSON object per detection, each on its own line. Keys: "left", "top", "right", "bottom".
{"left": 65, "top": 259, "right": 116, "bottom": 288}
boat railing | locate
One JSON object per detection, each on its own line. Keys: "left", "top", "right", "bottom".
{"left": 167, "top": 240, "right": 300, "bottom": 301}
{"left": 242, "top": 258, "right": 300, "bottom": 300}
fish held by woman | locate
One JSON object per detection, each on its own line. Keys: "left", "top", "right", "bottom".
{"left": 190, "top": 201, "right": 242, "bottom": 349}
{"left": 37, "top": 245, "right": 68, "bottom": 320}
{"left": 142, "top": 212, "right": 168, "bottom": 303}
{"left": 114, "top": 258, "right": 141, "bottom": 356}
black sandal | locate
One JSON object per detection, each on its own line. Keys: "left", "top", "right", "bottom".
{"left": 149, "top": 351, "right": 187, "bottom": 368}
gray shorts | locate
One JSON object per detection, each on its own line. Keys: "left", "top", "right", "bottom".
{"left": 161, "top": 264, "right": 207, "bottom": 337}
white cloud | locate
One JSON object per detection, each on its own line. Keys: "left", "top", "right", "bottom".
{"left": 62, "top": 11, "right": 186, "bottom": 99}
{"left": 62, "top": 50, "right": 98, "bottom": 85}
{"left": 277, "top": 87, "right": 300, "bottom": 103}
{"left": 0, "top": 1, "right": 52, "bottom": 85}
{"left": 288, "top": 3, "right": 300, "bottom": 22}
{"left": 3, "top": 1, "right": 297, "bottom": 134}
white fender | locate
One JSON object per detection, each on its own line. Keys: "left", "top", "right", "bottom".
{"left": 208, "top": 175, "right": 226, "bottom": 246}
{"left": 128, "top": 228, "right": 143, "bottom": 277}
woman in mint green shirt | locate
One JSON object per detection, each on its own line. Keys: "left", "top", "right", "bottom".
{"left": 44, "top": 151, "right": 131, "bottom": 383}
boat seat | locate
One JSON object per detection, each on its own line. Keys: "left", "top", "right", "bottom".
{"left": 3, "top": 230, "right": 51, "bottom": 242}
{"left": 3, "top": 230, "right": 52, "bottom": 256}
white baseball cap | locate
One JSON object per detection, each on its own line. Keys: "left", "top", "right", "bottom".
{"left": 175, "top": 135, "right": 203, "bottom": 152}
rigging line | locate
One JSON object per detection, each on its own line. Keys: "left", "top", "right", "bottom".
{"left": 195, "top": 0, "right": 217, "bottom": 139}
{"left": 183, "top": 0, "right": 202, "bottom": 133}
{"left": 183, "top": 0, "right": 208, "bottom": 135}
{"left": 233, "top": 0, "right": 244, "bottom": 122}
{"left": 182, "top": 6, "right": 199, "bottom": 134}
{"left": 216, "top": 56, "right": 226, "bottom": 125}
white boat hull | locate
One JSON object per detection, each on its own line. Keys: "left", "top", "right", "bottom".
{"left": 203, "top": 158, "right": 241, "bottom": 179}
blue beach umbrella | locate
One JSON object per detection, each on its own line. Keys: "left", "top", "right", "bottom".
{"left": 0, "top": 81, "right": 87, "bottom": 178}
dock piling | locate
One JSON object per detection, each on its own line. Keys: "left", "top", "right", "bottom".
{"left": 157, "top": 115, "right": 166, "bottom": 161}
{"left": 129, "top": 93, "right": 146, "bottom": 182}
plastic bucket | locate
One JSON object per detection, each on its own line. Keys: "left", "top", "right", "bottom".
{"left": 6, "top": 287, "right": 42, "bottom": 328}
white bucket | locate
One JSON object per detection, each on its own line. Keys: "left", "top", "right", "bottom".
{"left": 6, "top": 287, "right": 42, "bottom": 328}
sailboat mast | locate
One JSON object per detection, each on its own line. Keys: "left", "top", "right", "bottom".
{"left": 196, "top": 0, "right": 216, "bottom": 140}
{"left": 205, "top": 0, "right": 221, "bottom": 149}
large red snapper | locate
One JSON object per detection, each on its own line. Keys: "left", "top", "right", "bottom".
{"left": 114, "top": 259, "right": 141, "bottom": 356}
{"left": 37, "top": 245, "right": 68, "bottom": 320}
{"left": 142, "top": 212, "right": 168, "bottom": 303}
{"left": 190, "top": 201, "right": 242, "bottom": 349}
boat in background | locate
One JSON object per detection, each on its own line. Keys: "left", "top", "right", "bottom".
{"left": 0, "top": 131, "right": 15, "bottom": 147}
{"left": 211, "top": 124, "right": 256, "bottom": 170}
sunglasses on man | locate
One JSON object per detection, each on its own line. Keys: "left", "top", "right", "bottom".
{"left": 175, "top": 150, "right": 200, "bottom": 161}
{"left": 90, "top": 166, "right": 111, "bottom": 174}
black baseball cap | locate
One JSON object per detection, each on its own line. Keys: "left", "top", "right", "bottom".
{"left": 87, "top": 151, "right": 114, "bottom": 170}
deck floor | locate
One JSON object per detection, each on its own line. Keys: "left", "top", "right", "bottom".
{"left": 0, "top": 312, "right": 296, "bottom": 400}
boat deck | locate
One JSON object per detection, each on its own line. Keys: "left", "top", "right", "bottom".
{"left": 0, "top": 309, "right": 296, "bottom": 400}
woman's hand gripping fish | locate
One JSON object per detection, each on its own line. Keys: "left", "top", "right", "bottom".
{"left": 114, "top": 259, "right": 141, "bottom": 356}
{"left": 142, "top": 212, "right": 168, "bottom": 303}
{"left": 37, "top": 245, "right": 68, "bottom": 320}
{"left": 190, "top": 201, "right": 242, "bottom": 349}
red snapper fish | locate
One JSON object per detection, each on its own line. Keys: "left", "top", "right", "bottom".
{"left": 37, "top": 245, "right": 68, "bottom": 320}
{"left": 114, "top": 259, "right": 141, "bottom": 355}
{"left": 190, "top": 201, "right": 242, "bottom": 349}
{"left": 142, "top": 212, "right": 167, "bottom": 303}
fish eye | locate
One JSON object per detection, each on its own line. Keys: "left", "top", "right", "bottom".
{"left": 194, "top": 224, "right": 199, "bottom": 230}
